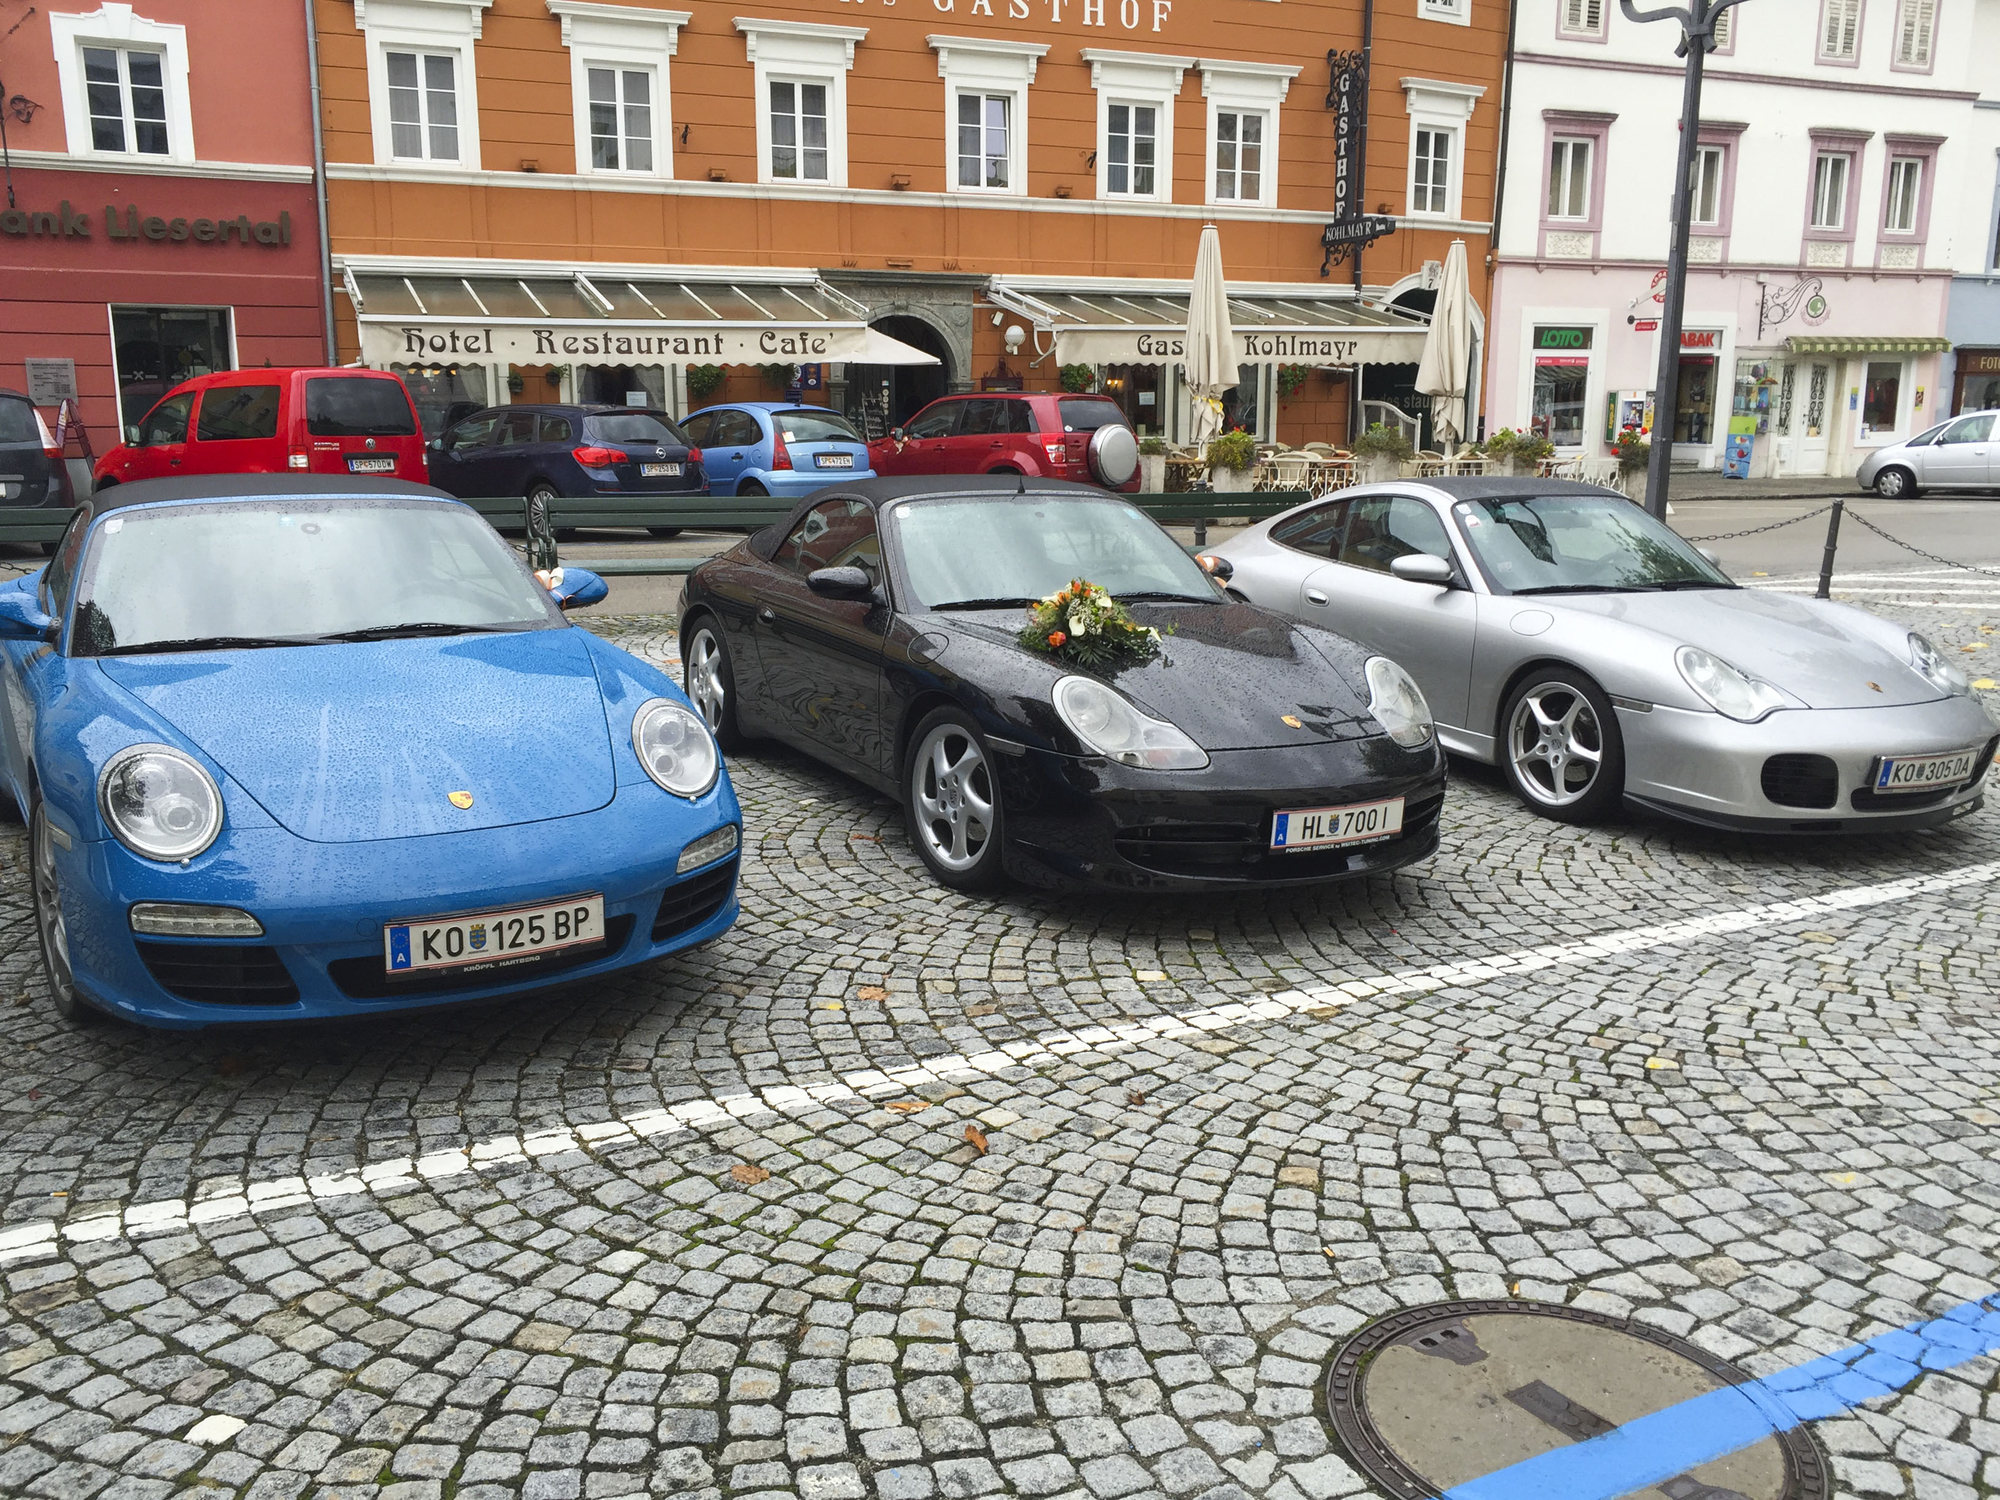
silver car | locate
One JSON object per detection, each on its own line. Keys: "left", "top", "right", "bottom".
{"left": 1210, "top": 478, "right": 1998, "bottom": 831}
{"left": 1857, "top": 409, "right": 2000, "bottom": 498}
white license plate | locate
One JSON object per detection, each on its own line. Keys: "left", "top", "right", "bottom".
{"left": 815, "top": 453, "right": 855, "bottom": 468}
{"left": 1873, "top": 747, "right": 1981, "bottom": 793}
{"left": 346, "top": 455, "right": 396, "bottom": 473}
{"left": 641, "top": 462, "right": 681, "bottom": 477}
{"left": 384, "top": 893, "right": 606, "bottom": 975}
{"left": 1271, "top": 797, "right": 1405, "bottom": 851}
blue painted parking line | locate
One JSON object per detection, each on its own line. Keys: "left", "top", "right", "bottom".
{"left": 1445, "top": 1294, "right": 2000, "bottom": 1500}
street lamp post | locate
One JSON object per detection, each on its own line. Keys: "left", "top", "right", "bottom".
{"left": 1622, "top": 0, "right": 1747, "bottom": 520}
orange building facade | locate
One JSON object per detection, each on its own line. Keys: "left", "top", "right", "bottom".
{"left": 315, "top": 0, "right": 1503, "bottom": 443}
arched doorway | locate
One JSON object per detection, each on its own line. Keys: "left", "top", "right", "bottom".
{"left": 844, "top": 315, "right": 952, "bottom": 437}
{"left": 1356, "top": 287, "right": 1435, "bottom": 448}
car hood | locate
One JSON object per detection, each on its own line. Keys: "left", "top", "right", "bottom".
{"left": 98, "top": 628, "right": 617, "bottom": 842}
{"left": 935, "top": 600, "right": 1380, "bottom": 749}
{"left": 1540, "top": 588, "right": 1940, "bottom": 708}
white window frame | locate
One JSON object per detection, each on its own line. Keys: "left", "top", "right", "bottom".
{"left": 49, "top": 4, "right": 195, "bottom": 163}
{"left": 1557, "top": 0, "right": 1607, "bottom": 38}
{"left": 1884, "top": 155, "right": 1923, "bottom": 233}
{"left": 354, "top": 0, "right": 493, "bottom": 170}
{"left": 549, "top": 0, "right": 687, "bottom": 180}
{"left": 1819, "top": 0, "right": 1862, "bottom": 60}
{"left": 1419, "top": 0, "right": 1472, "bottom": 27}
{"left": 929, "top": 35, "right": 1048, "bottom": 199}
{"left": 1893, "top": 0, "right": 1935, "bottom": 67}
{"left": 1690, "top": 142, "right": 1726, "bottom": 226}
{"left": 1811, "top": 151, "right": 1850, "bottom": 230}
{"left": 1080, "top": 49, "right": 1192, "bottom": 205}
{"left": 1401, "top": 77, "right": 1483, "bottom": 222}
{"left": 1547, "top": 136, "right": 1592, "bottom": 220}
{"left": 740, "top": 18, "right": 866, "bottom": 189}
{"left": 1198, "top": 59, "right": 1299, "bottom": 210}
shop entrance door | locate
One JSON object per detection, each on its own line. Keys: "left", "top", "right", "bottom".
{"left": 1797, "top": 362, "right": 1831, "bottom": 475}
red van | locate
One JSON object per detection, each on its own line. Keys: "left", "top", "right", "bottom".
{"left": 93, "top": 369, "right": 429, "bottom": 490}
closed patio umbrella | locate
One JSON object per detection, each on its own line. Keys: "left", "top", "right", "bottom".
{"left": 1184, "top": 224, "right": 1237, "bottom": 449}
{"left": 1415, "top": 238, "right": 1472, "bottom": 448}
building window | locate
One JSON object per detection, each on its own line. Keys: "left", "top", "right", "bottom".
{"left": 1106, "top": 103, "right": 1158, "bottom": 197}
{"left": 1811, "top": 153, "right": 1849, "bottom": 230}
{"left": 1530, "top": 327, "right": 1593, "bottom": 449}
{"left": 1863, "top": 360, "right": 1902, "bottom": 433}
{"left": 1690, "top": 144, "right": 1725, "bottom": 226}
{"left": 957, "top": 93, "right": 1012, "bottom": 189}
{"left": 1214, "top": 110, "right": 1265, "bottom": 201}
{"left": 1885, "top": 156, "right": 1922, "bottom": 232}
{"left": 1709, "top": 5, "right": 1734, "bottom": 49}
{"left": 83, "top": 46, "right": 168, "bottom": 155}
{"left": 1547, "top": 137, "right": 1591, "bottom": 219}
{"left": 770, "top": 80, "right": 829, "bottom": 181}
{"left": 1819, "top": 0, "right": 1861, "bottom": 60}
{"left": 111, "top": 307, "right": 232, "bottom": 432}
{"left": 1894, "top": 0, "right": 1935, "bottom": 65}
{"left": 1412, "top": 127, "right": 1453, "bottom": 216}
{"left": 1418, "top": 0, "right": 1471, "bottom": 26}
{"left": 931, "top": 36, "right": 1046, "bottom": 199}
{"left": 1558, "top": 0, "right": 1606, "bottom": 36}
{"left": 386, "top": 51, "right": 460, "bottom": 161}
{"left": 587, "top": 67, "right": 654, "bottom": 172}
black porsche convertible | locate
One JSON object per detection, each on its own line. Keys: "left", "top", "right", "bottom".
{"left": 680, "top": 477, "right": 1448, "bottom": 891}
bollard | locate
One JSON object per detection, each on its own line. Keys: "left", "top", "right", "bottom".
{"left": 1815, "top": 498, "right": 1844, "bottom": 600}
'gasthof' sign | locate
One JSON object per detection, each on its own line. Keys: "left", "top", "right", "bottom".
{"left": 854, "top": 0, "right": 1177, "bottom": 31}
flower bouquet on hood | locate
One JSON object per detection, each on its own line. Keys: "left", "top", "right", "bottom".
{"left": 1019, "top": 579, "right": 1164, "bottom": 667}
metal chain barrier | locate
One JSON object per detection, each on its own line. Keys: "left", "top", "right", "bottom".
{"left": 1839, "top": 507, "right": 2000, "bottom": 578}
{"left": 1682, "top": 503, "right": 1834, "bottom": 543}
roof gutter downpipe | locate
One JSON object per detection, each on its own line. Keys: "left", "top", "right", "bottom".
{"left": 1484, "top": 0, "right": 1521, "bottom": 440}
{"left": 304, "top": 0, "right": 337, "bottom": 362}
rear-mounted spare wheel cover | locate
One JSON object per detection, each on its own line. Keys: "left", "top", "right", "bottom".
{"left": 1088, "top": 423, "right": 1139, "bottom": 486}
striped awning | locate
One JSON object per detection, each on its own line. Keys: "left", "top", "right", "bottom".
{"left": 1784, "top": 336, "right": 1952, "bottom": 354}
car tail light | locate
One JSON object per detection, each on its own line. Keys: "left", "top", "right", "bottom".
{"left": 1044, "top": 441, "right": 1066, "bottom": 463}
{"left": 287, "top": 451, "right": 310, "bottom": 470}
{"left": 686, "top": 446, "right": 702, "bottom": 466}
{"left": 771, "top": 431, "right": 793, "bottom": 470}
{"left": 573, "top": 445, "right": 628, "bottom": 468}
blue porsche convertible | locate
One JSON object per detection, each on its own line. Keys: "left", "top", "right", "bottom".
{"left": 0, "top": 476, "right": 741, "bottom": 1028}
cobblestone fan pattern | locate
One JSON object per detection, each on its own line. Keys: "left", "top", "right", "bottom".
{"left": 0, "top": 585, "right": 1997, "bottom": 1500}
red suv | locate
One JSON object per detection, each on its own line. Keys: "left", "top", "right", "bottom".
{"left": 868, "top": 393, "right": 1139, "bottom": 490}
{"left": 94, "top": 369, "right": 429, "bottom": 490}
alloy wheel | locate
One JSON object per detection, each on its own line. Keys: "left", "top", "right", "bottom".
{"left": 1507, "top": 682, "right": 1604, "bottom": 808}
{"left": 912, "top": 722, "right": 995, "bottom": 872}
{"left": 30, "top": 803, "right": 84, "bottom": 1020}
{"left": 687, "top": 628, "right": 727, "bottom": 731}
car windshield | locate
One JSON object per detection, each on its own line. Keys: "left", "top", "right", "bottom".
{"left": 588, "top": 411, "right": 686, "bottom": 444}
{"left": 773, "top": 409, "right": 861, "bottom": 444}
{"left": 890, "top": 493, "right": 1216, "bottom": 609}
{"left": 1452, "top": 494, "right": 1733, "bottom": 595}
{"left": 71, "top": 498, "right": 561, "bottom": 655}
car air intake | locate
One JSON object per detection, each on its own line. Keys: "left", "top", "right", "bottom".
{"left": 1760, "top": 753, "right": 1839, "bottom": 810}
{"left": 135, "top": 942, "right": 300, "bottom": 1006}
{"left": 654, "top": 858, "right": 738, "bottom": 941}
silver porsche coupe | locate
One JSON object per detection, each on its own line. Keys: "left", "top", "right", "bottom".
{"left": 1210, "top": 479, "right": 1998, "bottom": 832}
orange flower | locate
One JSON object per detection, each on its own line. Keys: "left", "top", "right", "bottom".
{"left": 1048, "top": 631, "right": 1067, "bottom": 647}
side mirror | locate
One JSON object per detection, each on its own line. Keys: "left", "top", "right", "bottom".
{"left": 1194, "top": 552, "right": 1235, "bottom": 582}
{"left": 124, "top": 426, "right": 141, "bottom": 446}
{"left": 1389, "top": 553, "right": 1454, "bottom": 586}
{"left": 807, "top": 565, "right": 876, "bottom": 600}
{"left": 540, "top": 566, "right": 608, "bottom": 610}
{"left": 428, "top": 437, "right": 444, "bottom": 452}
{"left": 0, "top": 591, "right": 56, "bottom": 641}
{"left": 889, "top": 427, "right": 906, "bottom": 442}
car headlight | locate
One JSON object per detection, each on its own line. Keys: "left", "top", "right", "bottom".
{"left": 1676, "top": 645, "right": 1788, "bottom": 722}
{"left": 99, "top": 745, "right": 222, "bottom": 861}
{"left": 1909, "top": 632, "right": 1970, "bottom": 696}
{"left": 1052, "top": 676, "right": 1207, "bottom": 770}
{"left": 633, "top": 698, "right": 719, "bottom": 797}
{"left": 1364, "top": 656, "right": 1434, "bottom": 749}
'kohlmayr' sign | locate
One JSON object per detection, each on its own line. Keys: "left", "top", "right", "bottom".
{"left": 359, "top": 321, "right": 873, "bottom": 364}
{"left": 1053, "top": 324, "right": 1426, "bottom": 367}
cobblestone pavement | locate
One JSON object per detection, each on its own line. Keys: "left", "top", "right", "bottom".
{"left": 1, "top": 576, "right": 1998, "bottom": 1500}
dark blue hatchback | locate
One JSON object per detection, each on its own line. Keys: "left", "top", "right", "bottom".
{"left": 425, "top": 404, "right": 706, "bottom": 509}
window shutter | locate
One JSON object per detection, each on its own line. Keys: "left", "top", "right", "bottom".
{"left": 1822, "top": 0, "right": 1859, "bottom": 57}
{"left": 1563, "top": 0, "right": 1603, "bottom": 35}
{"left": 1710, "top": 5, "right": 1731, "bottom": 46}
{"left": 1897, "top": 0, "right": 1936, "bottom": 64}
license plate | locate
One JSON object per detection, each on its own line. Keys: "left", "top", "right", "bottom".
{"left": 346, "top": 455, "right": 396, "bottom": 473}
{"left": 1271, "top": 797, "right": 1405, "bottom": 850}
{"left": 1873, "top": 747, "right": 1981, "bottom": 793}
{"left": 641, "top": 462, "right": 681, "bottom": 477}
{"left": 815, "top": 453, "right": 855, "bottom": 468}
{"left": 384, "top": 893, "right": 606, "bottom": 975}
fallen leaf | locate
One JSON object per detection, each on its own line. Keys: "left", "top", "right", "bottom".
{"left": 1963, "top": 643, "right": 1987, "bottom": 652}
{"left": 1973, "top": 679, "right": 1997, "bottom": 690}
{"left": 1322, "top": 1245, "right": 1338, "bottom": 1259}
{"left": 27, "top": 1089, "right": 40, "bottom": 1101}
{"left": 850, "top": 833, "right": 879, "bottom": 842}
{"left": 965, "top": 1005, "right": 997, "bottom": 1017}
{"left": 1135, "top": 970, "right": 1168, "bottom": 982}
{"left": 1127, "top": 1090, "right": 1147, "bottom": 1106}
{"left": 730, "top": 1163, "right": 770, "bottom": 1185}
{"left": 1644, "top": 1056, "right": 1680, "bottom": 1070}
{"left": 857, "top": 985, "right": 890, "bottom": 1001}
{"left": 886, "top": 1100, "right": 930, "bottom": 1113}
{"left": 964, "top": 1125, "right": 988, "bottom": 1154}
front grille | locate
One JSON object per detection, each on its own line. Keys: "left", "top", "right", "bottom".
{"left": 1761, "top": 753, "right": 1839, "bottom": 809}
{"left": 1113, "top": 796, "right": 1443, "bottom": 881}
{"left": 1850, "top": 734, "right": 1999, "bottom": 812}
{"left": 328, "top": 915, "right": 636, "bottom": 1000}
{"left": 654, "top": 859, "right": 738, "bottom": 941}
{"left": 135, "top": 942, "right": 299, "bottom": 1007}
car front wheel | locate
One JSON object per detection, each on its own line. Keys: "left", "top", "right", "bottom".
{"left": 683, "top": 618, "right": 746, "bottom": 750}
{"left": 1501, "top": 668, "right": 1625, "bottom": 824}
{"left": 30, "top": 797, "right": 93, "bottom": 1023}
{"left": 905, "top": 708, "right": 1005, "bottom": 890}
{"left": 1873, "top": 466, "right": 1916, "bottom": 499}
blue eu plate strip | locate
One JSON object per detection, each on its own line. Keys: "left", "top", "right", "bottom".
{"left": 1444, "top": 1293, "right": 2000, "bottom": 1500}
{"left": 1273, "top": 814, "right": 1290, "bottom": 847}
{"left": 387, "top": 925, "right": 412, "bottom": 971}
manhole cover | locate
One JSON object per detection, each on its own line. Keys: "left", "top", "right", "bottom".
{"left": 1324, "top": 1301, "right": 1828, "bottom": 1500}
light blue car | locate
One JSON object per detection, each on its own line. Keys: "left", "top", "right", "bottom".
{"left": 680, "top": 402, "right": 875, "bottom": 497}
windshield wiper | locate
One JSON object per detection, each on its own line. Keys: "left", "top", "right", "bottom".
{"left": 929, "top": 597, "right": 1037, "bottom": 611}
{"left": 317, "top": 621, "right": 520, "bottom": 642}
{"left": 1645, "top": 579, "right": 1738, "bottom": 591}
{"left": 1114, "top": 591, "right": 1217, "bottom": 604}
{"left": 1509, "top": 584, "right": 1651, "bottom": 596}
{"left": 103, "top": 634, "right": 317, "bottom": 655}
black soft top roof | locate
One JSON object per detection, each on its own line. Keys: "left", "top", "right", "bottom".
{"left": 82, "top": 475, "right": 460, "bottom": 516}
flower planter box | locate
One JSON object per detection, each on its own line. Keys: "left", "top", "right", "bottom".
{"left": 1139, "top": 454, "right": 1167, "bottom": 493}
{"left": 1208, "top": 465, "right": 1254, "bottom": 494}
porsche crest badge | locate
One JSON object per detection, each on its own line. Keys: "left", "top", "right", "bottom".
{"left": 1282, "top": 714, "right": 1304, "bottom": 728}
{"left": 448, "top": 790, "right": 475, "bottom": 809}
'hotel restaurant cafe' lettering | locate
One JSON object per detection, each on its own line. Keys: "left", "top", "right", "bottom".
{"left": 1, "top": 201, "right": 293, "bottom": 246}
{"left": 400, "top": 327, "right": 840, "bottom": 358}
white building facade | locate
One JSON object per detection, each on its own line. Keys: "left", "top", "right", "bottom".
{"left": 1487, "top": 0, "right": 1996, "bottom": 478}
